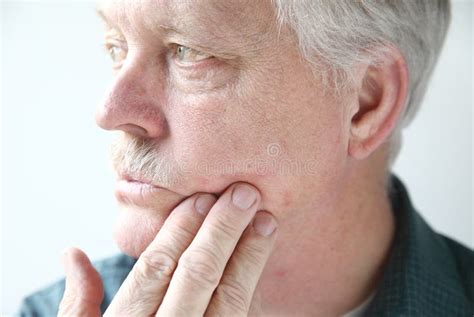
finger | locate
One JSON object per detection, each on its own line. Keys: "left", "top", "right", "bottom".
{"left": 104, "top": 193, "right": 217, "bottom": 316}
{"left": 157, "top": 183, "right": 261, "bottom": 317}
{"left": 248, "top": 289, "right": 264, "bottom": 317}
{"left": 205, "top": 211, "right": 277, "bottom": 316}
{"left": 58, "top": 247, "right": 104, "bottom": 317}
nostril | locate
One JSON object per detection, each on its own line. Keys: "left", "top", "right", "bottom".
{"left": 115, "top": 124, "right": 149, "bottom": 138}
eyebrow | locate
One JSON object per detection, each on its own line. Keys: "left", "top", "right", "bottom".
{"left": 94, "top": 5, "right": 242, "bottom": 59}
{"left": 95, "top": 6, "right": 184, "bottom": 37}
{"left": 95, "top": 7, "right": 131, "bottom": 31}
{"left": 95, "top": 7, "right": 112, "bottom": 27}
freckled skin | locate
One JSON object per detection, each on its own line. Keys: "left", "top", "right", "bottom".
{"left": 96, "top": 0, "right": 399, "bottom": 315}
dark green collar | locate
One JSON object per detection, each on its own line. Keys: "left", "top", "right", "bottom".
{"left": 365, "top": 174, "right": 473, "bottom": 316}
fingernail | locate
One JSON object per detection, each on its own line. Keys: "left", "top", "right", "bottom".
{"left": 194, "top": 194, "right": 216, "bottom": 215}
{"left": 231, "top": 184, "right": 257, "bottom": 210}
{"left": 253, "top": 212, "right": 277, "bottom": 237}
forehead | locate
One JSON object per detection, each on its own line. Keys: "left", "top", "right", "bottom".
{"left": 97, "top": 0, "right": 276, "bottom": 40}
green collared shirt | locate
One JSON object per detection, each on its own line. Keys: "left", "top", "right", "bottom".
{"left": 16, "top": 174, "right": 474, "bottom": 316}
{"left": 365, "top": 174, "right": 473, "bottom": 316}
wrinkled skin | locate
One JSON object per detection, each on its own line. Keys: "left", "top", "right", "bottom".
{"left": 97, "top": 0, "right": 350, "bottom": 259}
{"left": 60, "top": 0, "right": 406, "bottom": 315}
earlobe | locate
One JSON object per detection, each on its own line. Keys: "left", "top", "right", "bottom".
{"left": 348, "top": 47, "right": 409, "bottom": 160}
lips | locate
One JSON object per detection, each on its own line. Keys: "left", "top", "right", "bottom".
{"left": 114, "top": 171, "right": 180, "bottom": 208}
{"left": 115, "top": 178, "right": 161, "bottom": 204}
{"left": 119, "top": 172, "right": 158, "bottom": 187}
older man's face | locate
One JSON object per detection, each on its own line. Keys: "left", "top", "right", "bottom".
{"left": 96, "top": 0, "right": 351, "bottom": 257}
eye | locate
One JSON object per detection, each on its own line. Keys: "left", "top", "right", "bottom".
{"left": 104, "top": 42, "right": 127, "bottom": 67}
{"left": 174, "top": 45, "right": 212, "bottom": 64}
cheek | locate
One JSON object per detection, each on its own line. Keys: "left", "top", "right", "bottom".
{"left": 250, "top": 106, "right": 347, "bottom": 219}
{"left": 167, "top": 92, "right": 262, "bottom": 190}
{"left": 165, "top": 67, "right": 347, "bottom": 219}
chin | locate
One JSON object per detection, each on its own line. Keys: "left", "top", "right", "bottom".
{"left": 112, "top": 205, "right": 168, "bottom": 258}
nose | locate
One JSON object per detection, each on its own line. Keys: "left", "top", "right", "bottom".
{"left": 95, "top": 56, "right": 168, "bottom": 139}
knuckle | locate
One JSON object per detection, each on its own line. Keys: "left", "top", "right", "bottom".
{"left": 178, "top": 247, "right": 223, "bottom": 288}
{"left": 135, "top": 248, "right": 177, "bottom": 282}
{"left": 236, "top": 241, "right": 268, "bottom": 267}
{"left": 208, "top": 216, "right": 240, "bottom": 242}
{"left": 214, "top": 280, "right": 250, "bottom": 314}
{"left": 169, "top": 223, "right": 195, "bottom": 241}
{"left": 164, "top": 223, "right": 198, "bottom": 249}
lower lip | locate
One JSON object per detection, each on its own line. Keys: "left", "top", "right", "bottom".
{"left": 114, "top": 179, "right": 168, "bottom": 207}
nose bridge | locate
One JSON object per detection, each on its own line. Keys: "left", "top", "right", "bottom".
{"left": 96, "top": 53, "right": 168, "bottom": 139}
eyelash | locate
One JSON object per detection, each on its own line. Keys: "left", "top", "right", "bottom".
{"left": 172, "top": 44, "right": 213, "bottom": 65}
{"left": 103, "top": 41, "right": 213, "bottom": 69}
{"left": 103, "top": 42, "right": 127, "bottom": 68}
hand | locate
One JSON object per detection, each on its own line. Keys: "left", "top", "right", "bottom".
{"left": 58, "top": 182, "right": 278, "bottom": 316}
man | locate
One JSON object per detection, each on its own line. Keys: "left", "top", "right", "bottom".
{"left": 17, "top": 0, "right": 473, "bottom": 316}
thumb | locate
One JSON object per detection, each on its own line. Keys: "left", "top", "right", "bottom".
{"left": 58, "top": 247, "right": 104, "bottom": 317}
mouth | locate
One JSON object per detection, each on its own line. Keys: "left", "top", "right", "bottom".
{"left": 114, "top": 172, "right": 177, "bottom": 208}
{"left": 119, "top": 172, "right": 161, "bottom": 188}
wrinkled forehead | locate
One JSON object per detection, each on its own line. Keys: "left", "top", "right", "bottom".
{"left": 96, "top": 0, "right": 277, "bottom": 41}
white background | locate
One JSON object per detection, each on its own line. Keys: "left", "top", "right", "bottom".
{"left": 1, "top": 0, "right": 473, "bottom": 315}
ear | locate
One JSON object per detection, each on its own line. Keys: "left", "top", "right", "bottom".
{"left": 348, "top": 46, "right": 409, "bottom": 160}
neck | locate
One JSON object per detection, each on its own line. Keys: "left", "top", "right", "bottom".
{"left": 252, "top": 158, "right": 395, "bottom": 316}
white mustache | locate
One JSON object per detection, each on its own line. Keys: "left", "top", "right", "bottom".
{"left": 110, "top": 133, "right": 184, "bottom": 188}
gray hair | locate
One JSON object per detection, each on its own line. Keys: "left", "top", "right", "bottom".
{"left": 271, "top": 0, "right": 451, "bottom": 167}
